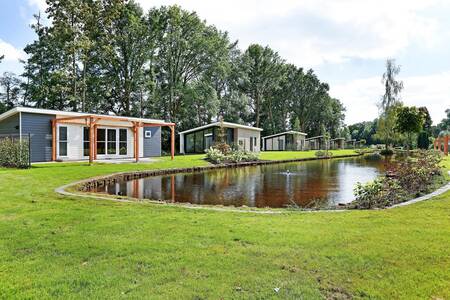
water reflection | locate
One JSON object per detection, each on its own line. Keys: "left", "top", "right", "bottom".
{"left": 96, "top": 157, "right": 386, "bottom": 208}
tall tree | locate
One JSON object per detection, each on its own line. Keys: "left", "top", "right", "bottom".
{"left": 0, "top": 72, "right": 22, "bottom": 113}
{"left": 380, "top": 59, "right": 403, "bottom": 113}
{"left": 395, "top": 106, "right": 424, "bottom": 152}
{"left": 240, "top": 44, "right": 284, "bottom": 128}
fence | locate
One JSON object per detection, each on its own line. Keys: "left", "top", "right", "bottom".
{"left": 0, "top": 133, "right": 32, "bottom": 168}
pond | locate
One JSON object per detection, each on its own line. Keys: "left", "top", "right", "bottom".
{"left": 93, "top": 156, "right": 390, "bottom": 209}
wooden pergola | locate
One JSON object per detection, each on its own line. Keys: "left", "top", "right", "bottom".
{"left": 433, "top": 135, "right": 449, "bottom": 156}
{"left": 51, "top": 114, "right": 175, "bottom": 163}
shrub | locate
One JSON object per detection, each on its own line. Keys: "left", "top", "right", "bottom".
{"left": 364, "top": 152, "right": 382, "bottom": 161}
{"left": 212, "top": 142, "right": 231, "bottom": 155}
{"left": 380, "top": 149, "right": 394, "bottom": 156}
{"left": 206, "top": 147, "right": 259, "bottom": 164}
{"left": 206, "top": 147, "right": 226, "bottom": 164}
{"left": 0, "top": 138, "right": 30, "bottom": 168}
{"left": 315, "top": 150, "right": 332, "bottom": 158}
{"left": 353, "top": 177, "right": 404, "bottom": 209}
{"left": 417, "top": 131, "right": 430, "bottom": 149}
{"left": 352, "top": 150, "right": 442, "bottom": 209}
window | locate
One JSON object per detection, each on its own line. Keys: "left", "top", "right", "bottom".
{"left": 97, "top": 128, "right": 106, "bottom": 155}
{"left": 195, "top": 131, "right": 204, "bottom": 153}
{"left": 119, "top": 129, "right": 127, "bottom": 155}
{"left": 83, "top": 127, "right": 90, "bottom": 157}
{"left": 107, "top": 129, "right": 117, "bottom": 155}
{"left": 58, "top": 126, "right": 68, "bottom": 156}
{"left": 185, "top": 133, "right": 195, "bottom": 153}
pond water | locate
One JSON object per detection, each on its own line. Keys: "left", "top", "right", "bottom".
{"left": 93, "top": 156, "right": 390, "bottom": 208}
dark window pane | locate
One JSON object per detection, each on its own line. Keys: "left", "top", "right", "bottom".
{"left": 107, "top": 129, "right": 116, "bottom": 141}
{"left": 59, "top": 127, "right": 67, "bottom": 141}
{"left": 195, "top": 131, "right": 204, "bottom": 153}
{"left": 186, "top": 133, "right": 195, "bottom": 153}
{"left": 119, "top": 142, "right": 127, "bottom": 155}
{"left": 97, "top": 129, "right": 106, "bottom": 141}
{"left": 107, "top": 142, "right": 116, "bottom": 154}
{"left": 97, "top": 142, "right": 106, "bottom": 155}
{"left": 83, "top": 127, "right": 90, "bottom": 142}
{"left": 59, "top": 142, "right": 67, "bottom": 156}
{"left": 83, "top": 142, "right": 90, "bottom": 156}
{"left": 119, "top": 129, "right": 127, "bottom": 142}
{"left": 226, "top": 128, "right": 234, "bottom": 145}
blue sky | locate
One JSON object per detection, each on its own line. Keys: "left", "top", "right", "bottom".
{"left": 1, "top": 0, "right": 449, "bottom": 124}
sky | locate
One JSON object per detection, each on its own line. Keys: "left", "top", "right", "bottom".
{"left": 1, "top": 0, "right": 449, "bottom": 125}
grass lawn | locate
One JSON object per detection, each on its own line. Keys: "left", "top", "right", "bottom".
{"left": 259, "top": 149, "right": 359, "bottom": 161}
{"left": 0, "top": 151, "right": 449, "bottom": 299}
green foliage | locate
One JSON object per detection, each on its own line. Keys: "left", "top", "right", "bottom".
{"left": 0, "top": 138, "right": 30, "bottom": 168}
{"left": 352, "top": 150, "right": 443, "bottom": 209}
{"left": 380, "top": 59, "right": 403, "bottom": 112}
{"left": 380, "top": 149, "right": 394, "bottom": 156}
{"left": 206, "top": 147, "right": 259, "bottom": 164}
{"left": 395, "top": 106, "right": 424, "bottom": 151}
{"left": 14, "top": 1, "right": 345, "bottom": 144}
{"left": 205, "top": 147, "right": 226, "bottom": 163}
{"left": 315, "top": 150, "right": 333, "bottom": 158}
{"left": 417, "top": 131, "right": 430, "bottom": 149}
{"left": 374, "top": 104, "right": 403, "bottom": 149}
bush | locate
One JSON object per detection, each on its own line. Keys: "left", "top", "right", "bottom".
{"left": 417, "top": 131, "right": 430, "bottom": 149}
{"left": 364, "top": 152, "right": 382, "bottom": 161}
{"left": 0, "top": 138, "right": 30, "bottom": 168}
{"left": 206, "top": 147, "right": 259, "bottom": 164}
{"left": 353, "top": 177, "right": 404, "bottom": 209}
{"left": 206, "top": 147, "right": 226, "bottom": 164}
{"left": 352, "top": 150, "right": 443, "bottom": 209}
{"left": 380, "top": 149, "right": 394, "bottom": 156}
{"left": 315, "top": 150, "right": 332, "bottom": 158}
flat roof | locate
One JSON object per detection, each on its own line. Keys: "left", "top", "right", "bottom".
{"left": 0, "top": 107, "right": 172, "bottom": 125}
{"left": 179, "top": 121, "right": 263, "bottom": 135}
{"left": 305, "top": 135, "right": 324, "bottom": 141}
{"left": 262, "top": 130, "right": 307, "bottom": 140}
{"left": 330, "top": 137, "right": 346, "bottom": 141}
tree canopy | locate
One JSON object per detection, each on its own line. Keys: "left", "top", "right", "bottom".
{"left": 1, "top": 1, "right": 345, "bottom": 140}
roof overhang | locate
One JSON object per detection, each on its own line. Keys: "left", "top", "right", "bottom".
{"left": 0, "top": 107, "right": 174, "bottom": 127}
{"left": 262, "top": 131, "right": 307, "bottom": 140}
{"left": 179, "top": 122, "right": 263, "bottom": 135}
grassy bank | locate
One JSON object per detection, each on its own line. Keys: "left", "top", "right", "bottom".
{"left": 0, "top": 151, "right": 449, "bottom": 299}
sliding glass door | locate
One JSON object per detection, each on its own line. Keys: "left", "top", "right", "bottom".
{"left": 96, "top": 128, "right": 128, "bottom": 157}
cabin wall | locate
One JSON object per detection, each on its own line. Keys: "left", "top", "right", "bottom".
{"left": 21, "top": 113, "right": 55, "bottom": 162}
{"left": 236, "top": 128, "right": 260, "bottom": 152}
{"left": 143, "top": 126, "right": 161, "bottom": 157}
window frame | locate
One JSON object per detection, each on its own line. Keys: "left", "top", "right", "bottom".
{"left": 58, "top": 126, "right": 68, "bottom": 157}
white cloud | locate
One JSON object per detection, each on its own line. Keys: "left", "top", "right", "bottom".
{"left": 137, "top": 0, "right": 444, "bottom": 67}
{"left": 330, "top": 72, "right": 450, "bottom": 125}
{"left": 27, "top": 0, "right": 47, "bottom": 11}
{"left": 0, "top": 39, "right": 25, "bottom": 62}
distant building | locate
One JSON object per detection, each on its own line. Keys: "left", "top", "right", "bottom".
{"left": 305, "top": 135, "right": 327, "bottom": 150}
{"left": 262, "top": 131, "right": 307, "bottom": 151}
{"left": 330, "top": 138, "right": 345, "bottom": 150}
{"left": 179, "top": 122, "right": 262, "bottom": 154}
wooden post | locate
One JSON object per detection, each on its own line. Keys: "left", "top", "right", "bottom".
{"left": 93, "top": 124, "right": 98, "bottom": 160}
{"left": 133, "top": 122, "right": 140, "bottom": 163}
{"left": 89, "top": 117, "right": 94, "bottom": 164}
{"left": 444, "top": 136, "right": 449, "bottom": 156}
{"left": 170, "top": 125, "right": 175, "bottom": 160}
{"left": 51, "top": 119, "right": 56, "bottom": 161}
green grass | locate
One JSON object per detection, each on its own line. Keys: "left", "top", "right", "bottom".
{"left": 0, "top": 151, "right": 449, "bottom": 299}
{"left": 259, "top": 149, "right": 359, "bottom": 161}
